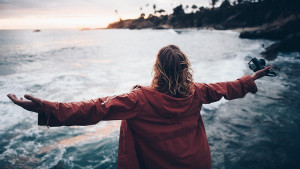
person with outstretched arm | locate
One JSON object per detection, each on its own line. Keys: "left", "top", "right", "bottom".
{"left": 7, "top": 45, "right": 272, "bottom": 169}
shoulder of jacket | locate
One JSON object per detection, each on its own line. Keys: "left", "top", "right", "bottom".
{"left": 129, "top": 85, "right": 146, "bottom": 97}
{"left": 193, "top": 82, "right": 206, "bottom": 89}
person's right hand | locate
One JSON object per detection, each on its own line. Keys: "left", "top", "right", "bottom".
{"left": 251, "top": 65, "right": 273, "bottom": 81}
{"left": 7, "top": 94, "right": 43, "bottom": 113}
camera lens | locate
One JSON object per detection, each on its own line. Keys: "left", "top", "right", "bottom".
{"left": 249, "top": 63, "right": 256, "bottom": 70}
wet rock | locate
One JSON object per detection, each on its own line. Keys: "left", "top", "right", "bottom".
{"left": 239, "top": 16, "right": 300, "bottom": 40}
{"left": 239, "top": 15, "right": 300, "bottom": 60}
{"left": 261, "top": 33, "right": 300, "bottom": 60}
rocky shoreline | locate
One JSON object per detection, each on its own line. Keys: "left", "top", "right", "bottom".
{"left": 240, "top": 15, "right": 300, "bottom": 60}
{"left": 107, "top": 0, "right": 300, "bottom": 60}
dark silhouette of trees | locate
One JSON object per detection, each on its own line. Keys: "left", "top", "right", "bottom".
{"left": 140, "top": 13, "right": 145, "bottom": 19}
{"left": 191, "top": 5, "right": 198, "bottom": 12}
{"left": 237, "top": 0, "right": 244, "bottom": 4}
{"left": 220, "top": 0, "right": 231, "bottom": 8}
{"left": 153, "top": 4, "right": 156, "bottom": 15}
{"left": 156, "top": 9, "right": 166, "bottom": 16}
{"left": 139, "top": 7, "right": 143, "bottom": 18}
{"left": 185, "top": 5, "right": 189, "bottom": 13}
{"left": 147, "top": 14, "right": 153, "bottom": 19}
{"left": 114, "top": 9, "right": 122, "bottom": 21}
{"left": 171, "top": 5, "right": 188, "bottom": 28}
{"left": 211, "top": 0, "right": 219, "bottom": 8}
{"left": 199, "top": 6, "right": 205, "bottom": 11}
{"left": 172, "top": 5, "right": 185, "bottom": 16}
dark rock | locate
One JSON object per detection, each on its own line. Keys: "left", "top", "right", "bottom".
{"left": 261, "top": 33, "right": 300, "bottom": 60}
{"left": 239, "top": 15, "right": 300, "bottom": 60}
{"left": 239, "top": 16, "right": 300, "bottom": 40}
{"left": 51, "top": 161, "right": 65, "bottom": 169}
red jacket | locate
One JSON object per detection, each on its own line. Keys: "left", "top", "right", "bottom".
{"left": 38, "top": 75, "right": 257, "bottom": 169}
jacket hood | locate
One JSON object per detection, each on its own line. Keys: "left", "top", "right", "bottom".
{"left": 140, "top": 85, "right": 196, "bottom": 119}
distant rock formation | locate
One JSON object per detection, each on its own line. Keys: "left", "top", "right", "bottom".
{"left": 33, "top": 30, "right": 41, "bottom": 32}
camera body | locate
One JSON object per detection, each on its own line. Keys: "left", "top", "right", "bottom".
{"left": 248, "top": 58, "right": 276, "bottom": 77}
{"left": 248, "top": 58, "right": 266, "bottom": 72}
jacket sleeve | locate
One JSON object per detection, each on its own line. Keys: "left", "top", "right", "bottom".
{"left": 38, "top": 89, "right": 141, "bottom": 127}
{"left": 195, "top": 75, "right": 258, "bottom": 104}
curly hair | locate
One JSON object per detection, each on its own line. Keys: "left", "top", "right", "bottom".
{"left": 151, "top": 45, "right": 193, "bottom": 98}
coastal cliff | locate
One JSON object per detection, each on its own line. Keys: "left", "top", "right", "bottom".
{"left": 107, "top": 0, "right": 300, "bottom": 60}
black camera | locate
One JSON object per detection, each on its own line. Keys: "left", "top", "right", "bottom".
{"left": 248, "top": 58, "right": 276, "bottom": 77}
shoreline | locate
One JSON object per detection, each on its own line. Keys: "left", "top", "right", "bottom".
{"left": 105, "top": 0, "right": 299, "bottom": 60}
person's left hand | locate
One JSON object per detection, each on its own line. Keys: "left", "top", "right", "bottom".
{"left": 7, "top": 94, "right": 43, "bottom": 113}
{"left": 251, "top": 65, "right": 273, "bottom": 81}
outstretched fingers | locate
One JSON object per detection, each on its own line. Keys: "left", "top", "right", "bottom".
{"left": 24, "top": 94, "right": 43, "bottom": 106}
{"left": 251, "top": 64, "right": 274, "bottom": 81}
{"left": 7, "top": 94, "right": 19, "bottom": 104}
{"left": 264, "top": 65, "right": 272, "bottom": 70}
{"left": 7, "top": 94, "right": 43, "bottom": 113}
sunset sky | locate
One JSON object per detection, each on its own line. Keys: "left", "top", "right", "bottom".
{"left": 0, "top": 0, "right": 212, "bottom": 30}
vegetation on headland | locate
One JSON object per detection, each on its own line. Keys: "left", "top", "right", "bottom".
{"left": 107, "top": 0, "right": 300, "bottom": 60}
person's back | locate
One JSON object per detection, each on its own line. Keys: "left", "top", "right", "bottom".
{"left": 127, "top": 45, "right": 209, "bottom": 168}
{"left": 117, "top": 45, "right": 258, "bottom": 169}
{"left": 7, "top": 44, "right": 271, "bottom": 169}
{"left": 124, "top": 85, "right": 210, "bottom": 169}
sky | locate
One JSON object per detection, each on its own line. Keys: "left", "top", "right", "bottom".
{"left": 0, "top": 0, "right": 212, "bottom": 30}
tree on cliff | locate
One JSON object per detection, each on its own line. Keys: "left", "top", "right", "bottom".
{"left": 170, "top": 5, "right": 186, "bottom": 27}
{"left": 192, "top": 5, "right": 198, "bottom": 13}
{"left": 114, "top": 9, "right": 122, "bottom": 21}
{"left": 172, "top": 5, "right": 185, "bottom": 16}
{"left": 153, "top": 4, "right": 156, "bottom": 15}
{"left": 140, "top": 13, "right": 145, "bottom": 19}
{"left": 211, "top": 0, "right": 219, "bottom": 8}
{"left": 156, "top": 9, "right": 166, "bottom": 16}
{"left": 220, "top": 0, "right": 231, "bottom": 8}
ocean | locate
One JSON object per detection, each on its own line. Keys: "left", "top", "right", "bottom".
{"left": 0, "top": 29, "right": 299, "bottom": 169}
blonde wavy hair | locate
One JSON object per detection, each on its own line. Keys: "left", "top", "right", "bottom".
{"left": 151, "top": 45, "right": 193, "bottom": 98}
